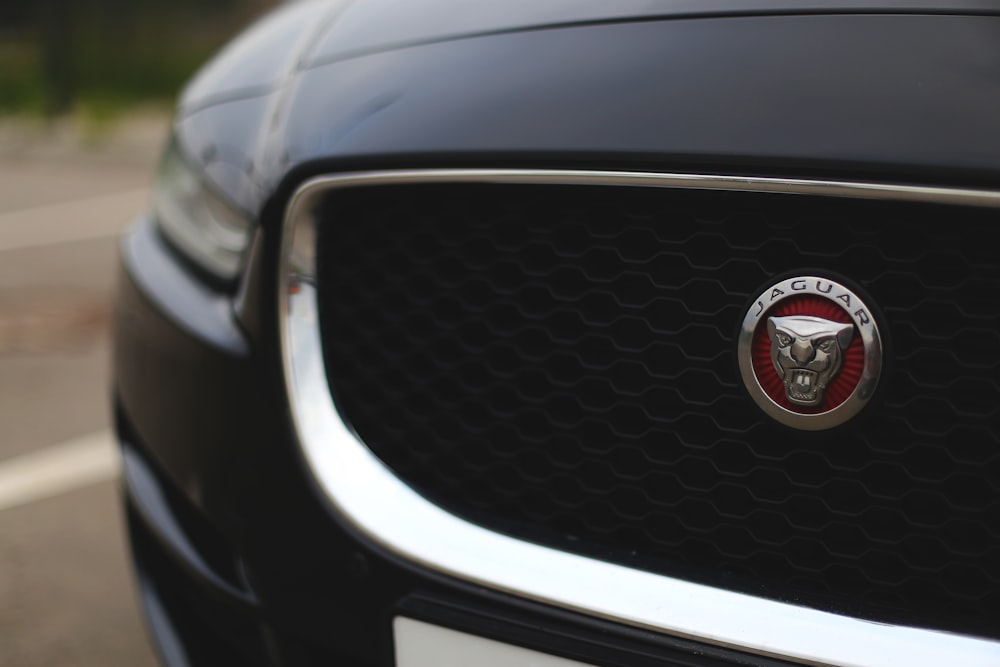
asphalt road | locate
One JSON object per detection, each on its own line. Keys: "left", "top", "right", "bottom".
{"left": 0, "top": 119, "right": 165, "bottom": 667}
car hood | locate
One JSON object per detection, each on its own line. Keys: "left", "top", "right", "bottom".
{"left": 306, "top": 0, "right": 1000, "bottom": 67}
{"left": 181, "top": 0, "right": 1000, "bottom": 111}
{"left": 172, "top": 0, "right": 1000, "bottom": 217}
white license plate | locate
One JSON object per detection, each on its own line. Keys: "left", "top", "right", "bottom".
{"left": 394, "top": 617, "right": 596, "bottom": 667}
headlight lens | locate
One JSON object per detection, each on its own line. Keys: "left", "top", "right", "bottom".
{"left": 153, "top": 140, "right": 252, "bottom": 281}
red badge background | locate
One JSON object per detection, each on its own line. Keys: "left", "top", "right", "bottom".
{"left": 751, "top": 294, "right": 865, "bottom": 414}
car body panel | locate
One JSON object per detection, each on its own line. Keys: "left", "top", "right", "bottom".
{"left": 116, "top": 2, "right": 1000, "bottom": 664}
{"left": 176, "top": 13, "right": 1000, "bottom": 221}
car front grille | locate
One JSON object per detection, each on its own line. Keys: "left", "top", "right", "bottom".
{"left": 314, "top": 181, "right": 1000, "bottom": 639}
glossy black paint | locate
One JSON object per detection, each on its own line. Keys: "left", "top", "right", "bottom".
{"left": 182, "top": 0, "right": 1000, "bottom": 114}
{"left": 115, "top": 3, "right": 1000, "bottom": 664}
{"left": 117, "top": 219, "right": 382, "bottom": 662}
{"left": 307, "top": 0, "right": 1000, "bottom": 67}
{"left": 290, "top": 15, "right": 1000, "bottom": 177}
{"left": 178, "top": 0, "right": 338, "bottom": 113}
{"left": 176, "top": 11, "right": 1000, "bottom": 225}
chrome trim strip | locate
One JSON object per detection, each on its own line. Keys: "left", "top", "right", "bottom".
{"left": 279, "top": 169, "right": 1000, "bottom": 667}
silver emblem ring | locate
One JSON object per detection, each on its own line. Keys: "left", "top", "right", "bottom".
{"left": 738, "top": 276, "right": 883, "bottom": 431}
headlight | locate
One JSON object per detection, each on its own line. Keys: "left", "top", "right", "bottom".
{"left": 153, "top": 139, "right": 252, "bottom": 281}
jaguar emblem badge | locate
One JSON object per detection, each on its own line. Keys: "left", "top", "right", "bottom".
{"left": 738, "top": 276, "right": 882, "bottom": 430}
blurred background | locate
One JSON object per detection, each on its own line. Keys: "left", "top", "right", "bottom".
{"left": 0, "top": 0, "right": 279, "bottom": 118}
{"left": 0, "top": 1, "right": 278, "bottom": 664}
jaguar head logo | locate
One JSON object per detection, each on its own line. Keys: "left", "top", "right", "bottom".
{"left": 739, "top": 276, "right": 882, "bottom": 430}
{"left": 767, "top": 315, "right": 854, "bottom": 407}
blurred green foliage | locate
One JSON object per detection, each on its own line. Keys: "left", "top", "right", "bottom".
{"left": 0, "top": 41, "right": 46, "bottom": 113}
{"left": 0, "top": 0, "right": 280, "bottom": 117}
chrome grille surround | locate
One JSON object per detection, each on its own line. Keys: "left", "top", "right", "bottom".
{"left": 279, "top": 169, "right": 1000, "bottom": 667}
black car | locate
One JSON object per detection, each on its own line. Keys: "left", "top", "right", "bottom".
{"left": 113, "top": 1, "right": 1000, "bottom": 665}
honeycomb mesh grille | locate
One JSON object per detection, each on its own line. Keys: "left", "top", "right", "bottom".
{"left": 314, "top": 182, "right": 1000, "bottom": 638}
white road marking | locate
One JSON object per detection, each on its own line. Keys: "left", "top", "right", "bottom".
{"left": 0, "top": 189, "right": 149, "bottom": 253}
{"left": 0, "top": 431, "right": 119, "bottom": 512}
